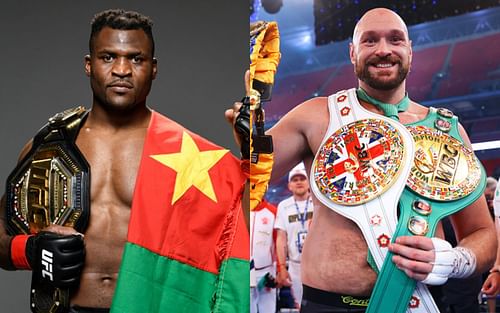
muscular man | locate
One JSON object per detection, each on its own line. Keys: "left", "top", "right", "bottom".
{"left": 227, "top": 7, "right": 495, "bottom": 313}
{"left": 275, "top": 163, "right": 313, "bottom": 308}
{"left": 1, "top": 9, "right": 247, "bottom": 313}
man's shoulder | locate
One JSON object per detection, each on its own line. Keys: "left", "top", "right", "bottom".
{"left": 295, "top": 96, "right": 328, "bottom": 112}
{"left": 273, "top": 97, "right": 329, "bottom": 138}
{"left": 277, "top": 196, "right": 295, "bottom": 209}
{"left": 409, "top": 101, "right": 430, "bottom": 117}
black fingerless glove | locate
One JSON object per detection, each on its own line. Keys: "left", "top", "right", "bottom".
{"left": 26, "top": 232, "right": 85, "bottom": 289}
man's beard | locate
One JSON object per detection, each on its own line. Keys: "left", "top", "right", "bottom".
{"left": 356, "top": 56, "right": 409, "bottom": 90}
{"left": 293, "top": 188, "right": 309, "bottom": 198}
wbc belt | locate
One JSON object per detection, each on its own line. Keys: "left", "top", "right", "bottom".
{"left": 311, "top": 88, "right": 414, "bottom": 282}
{"left": 366, "top": 108, "right": 485, "bottom": 313}
{"left": 5, "top": 106, "right": 90, "bottom": 313}
{"left": 311, "top": 89, "right": 443, "bottom": 313}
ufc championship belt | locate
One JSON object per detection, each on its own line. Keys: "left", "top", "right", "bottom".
{"left": 311, "top": 88, "right": 415, "bottom": 285}
{"left": 366, "top": 107, "right": 485, "bottom": 313}
{"left": 5, "top": 106, "right": 90, "bottom": 313}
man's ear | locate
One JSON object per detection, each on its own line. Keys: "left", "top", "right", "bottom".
{"left": 349, "top": 42, "right": 356, "bottom": 65}
{"left": 152, "top": 57, "right": 158, "bottom": 80}
{"left": 408, "top": 40, "right": 413, "bottom": 73}
{"left": 84, "top": 55, "right": 91, "bottom": 77}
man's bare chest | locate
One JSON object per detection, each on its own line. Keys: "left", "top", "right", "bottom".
{"left": 75, "top": 129, "right": 146, "bottom": 207}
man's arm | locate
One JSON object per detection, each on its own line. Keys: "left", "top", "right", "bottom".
{"left": 448, "top": 195, "right": 496, "bottom": 273}
{"left": 274, "top": 202, "right": 292, "bottom": 287}
{"left": 481, "top": 215, "right": 500, "bottom": 296}
{"left": 267, "top": 98, "right": 325, "bottom": 181}
{"left": 275, "top": 229, "right": 291, "bottom": 287}
{"left": 0, "top": 195, "right": 14, "bottom": 269}
{"left": 0, "top": 141, "right": 33, "bottom": 270}
{"left": 450, "top": 123, "right": 497, "bottom": 274}
{"left": 483, "top": 182, "right": 500, "bottom": 296}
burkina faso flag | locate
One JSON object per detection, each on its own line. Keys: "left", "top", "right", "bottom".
{"left": 110, "top": 111, "right": 249, "bottom": 313}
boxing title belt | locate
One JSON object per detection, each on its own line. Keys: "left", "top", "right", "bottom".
{"left": 311, "top": 88, "right": 414, "bottom": 285}
{"left": 366, "top": 107, "right": 486, "bottom": 313}
{"left": 5, "top": 106, "right": 91, "bottom": 313}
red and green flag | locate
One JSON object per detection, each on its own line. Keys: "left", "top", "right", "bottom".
{"left": 110, "top": 111, "right": 249, "bottom": 313}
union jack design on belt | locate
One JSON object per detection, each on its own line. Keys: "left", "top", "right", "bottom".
{"left": 313, "top": 119, "right": 405, "bottom": 205}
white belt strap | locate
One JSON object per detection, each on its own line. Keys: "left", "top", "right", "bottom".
{"left": 310, "top": 88, "right": 438, "bottom": 313}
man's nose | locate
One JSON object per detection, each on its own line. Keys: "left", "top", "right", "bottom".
{"left": 112, "top": 58, "right": 132, "bottom": 77}
{"left": 375, "top": 39, "right": 392, "bottom": 58}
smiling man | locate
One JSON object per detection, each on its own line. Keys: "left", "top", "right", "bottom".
{"left": 238, "top": 7, "right": 495, "bottom": 313}
{"left": 0, "top": 9, "right": 248, "bottom": 313}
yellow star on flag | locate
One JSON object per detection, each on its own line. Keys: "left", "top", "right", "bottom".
{"left": 150, "top": 131, "right": 228, "bottom": 205}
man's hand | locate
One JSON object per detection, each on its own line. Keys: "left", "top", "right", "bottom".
{"left": 276, "top": 267, "right": 292, "bottom": 288}
{"left": 26, "top": 225, "right": 85, "bottom": 289}
{"left": 225, "top": 70, "right": 251, "bottom": 149}
{"left": 389, "top": 236, "right": 476, "bottom": 285}
{"left": 225, "top": 102, "right": 244, "bottom": 149}
{"left": 388, "top": 236, "right": 436, "bottom": 281}
{"left": 482, "top": 270, "right": 500, "bottom": 297}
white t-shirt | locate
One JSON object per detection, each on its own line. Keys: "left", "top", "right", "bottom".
{"left": 494, "top": 181, "right": 500, "bottom": 218}
{"left": 274, "top": 195, "right": 314, "bottom": 262}
{"left": 250, "top": 206, "right": 276, "bottom": 269}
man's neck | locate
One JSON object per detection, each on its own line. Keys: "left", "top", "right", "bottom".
{"left": 293, "top": 193, "right": 310, "bottom": 202}
{"left": 87, "top": 102, "right": 152, "bottom": 130}
{"left": 358, "top": 82, "right": 406, "bottom": 104}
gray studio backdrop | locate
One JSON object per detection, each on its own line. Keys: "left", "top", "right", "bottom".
{"left": 0, "top": 1, "right": 247, "bottom": 311}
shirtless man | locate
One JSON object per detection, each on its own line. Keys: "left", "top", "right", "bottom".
{"left": 0, "top": 10, "right": 157, "bottom": 312}
{"left": 228, "top": 7, "right": 496, "bottom": 313}
{"left": 0, "top": 10, "right": 248, "bottom": 313}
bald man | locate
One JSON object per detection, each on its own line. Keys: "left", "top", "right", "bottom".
{"left": 256, "top": 8, "right": 495, "bottom": 313}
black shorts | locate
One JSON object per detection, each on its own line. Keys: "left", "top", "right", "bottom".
{"left": 69, "top": 306, "right": 110, "bottom": 313}
{"left": 300, "top": 285, "right": 369, "bottom": 313}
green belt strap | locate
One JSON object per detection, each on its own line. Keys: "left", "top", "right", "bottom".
{"left": 366, "top": 107, "right": 486, "bottom": 313}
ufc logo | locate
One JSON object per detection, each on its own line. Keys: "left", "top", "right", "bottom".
{"left": 41, "top": 249, "right": 53, "bottom": 281}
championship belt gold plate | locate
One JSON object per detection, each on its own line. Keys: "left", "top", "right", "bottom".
{"left": 6, "top": 107, "right": 90, "bottom": 234}
{"left": 406, "top": 125, "right": 481, "bottom": 201}
{"left": 5, "top": 106, "right": 90, "bottom": 313}
{"left": 7, "top": 144, "right": 89, "bottom": 234}
{"left": 313, "top": 118, "right": 405, "bottom": 205}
